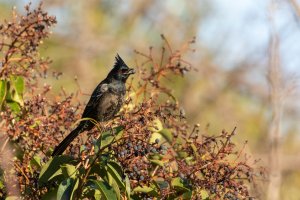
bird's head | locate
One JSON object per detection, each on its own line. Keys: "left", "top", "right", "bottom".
{"left": 108, "top": 54, "right": 135, "bottom": 82}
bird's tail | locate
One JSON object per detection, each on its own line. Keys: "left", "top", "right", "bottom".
{"left": 51, "top": 124, "right": 85, "bottom": 156}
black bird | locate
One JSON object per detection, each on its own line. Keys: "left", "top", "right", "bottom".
{"left": 51, "top": 54, "right": 135, "bottom": 156}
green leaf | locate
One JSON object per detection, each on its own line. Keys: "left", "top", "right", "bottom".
{"left": 107, "top": 161, "right": 125, "bottom": 189}
{"left": 90, "top": 164, "right": 107, "bottom": 178}
{"left": 9, "top": 76, "right": 24, "bottom": 107}
{"left": 154, "top": 180, "right": 169, "bottom": 190}
{"left": 200, "top": 189, "right": 209, "bottom": 200}
{"left": 171, "top": 177, "right": 190, "bottom": 192}
{"left": 39, "top": 155, "right": 74, "bottom": 185}
{"left": 184, "top": 156, "right": 195, "bottom": 165}
{"left": 150, "top": 128, "right": 173, "bottom": 145}
{"left": 57, "top": 178, "right": 78, "bottom": 200}
{"left": 190, "top": 143, "right": 199, "bottom": 158}
{"left": 133, "top": 186, "right": 153, "bottom": 193}
{"left": 148, "top": 118, "right": 163, "bottom": 132}
{"left": 159, "top": 129, "right": 173, "bottom": 143}
{"left": 7, "top": 101, "right": 20, "bottom": 113}
{"left": 29, "top": 120, "right": 41, "bottom": 129}
{"left": 94, "top": 189, "right": 101, "bottom": 200}
{"left": 61, "top": 164, "right": 77, "bottom": 178}
{"left": 14, "top": 76, "right": 24, "bottom": 95}
{"left": 149, "top": 159, "right": 164, "bottom": 167}
{"left": 5, "top": 196, "right": 19, "bottom": 200}
{"left": 71, "top": 179, "right": 79, "bottom": 200}
{"left": 182, "top": 191, "right": 193, "bottom": 199}
{"left": 90, "top": 180, "right": 118, "bottom": 200}
{"left": 108, "top": 173, "right": 121, "bottom": 200}
{"left": 0, "top": 80, "right": 7, "bottom": 109}
{"left": 125, "top": 175, "right": 131, "bottom": 200}
{"left": 30, "top": 155, "right": 42, "bottom": 168}
{"left": 149, "top": 132, "right": 162, "bottom": 144}
{"left": 0, "top": 180, "right": 4, "bottom": 189}
{"left": 98, "top": 127, "right": 123, "bottom": 150}
{"left": 133, "top": 185, "right": 159, "bottom": 197}
{"left": 177, "top": 151, "right": 188, "bottom": 158}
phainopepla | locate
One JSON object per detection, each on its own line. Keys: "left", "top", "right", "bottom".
{"left": 51, "top": 54, "right": 135, "bottom": 156}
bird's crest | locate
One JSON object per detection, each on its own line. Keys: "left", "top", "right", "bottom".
{"left": 113, "top": 54, "right": 127, "bottom": 69}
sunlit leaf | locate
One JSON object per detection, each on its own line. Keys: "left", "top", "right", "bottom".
{"left": 159, "top": 129, "right": 173, "bottom": 143}
{"left": 200, "top": 189, "right": 209, "bottom": 200}
{"left": 0, "top": 80, "right": 7, "bottom": 109}
{"left": 61, "top": 164, "right": 77, "bottom": 179}
{"left": 7, "top": 101, "right": 20, "bottom": 113}
{"left": 107, "top": 161, "right": 125, "bottom": 189}
{"left": 39, "top": 155, "right": 74, "bottom": 185}
{"left": 71, "top": 179, "right": 79, "bottom": 200}
{"left": 90, "top": 180, "right": 118, "bottom": 200}
{"left": 133, "top": 185, "right": 159, "bottom": 197}
{"left": 177, "top": 151, "right": 188, "bottom": 158}
{"left": 108, "top": 173, "right": 120, "bottom": 200}
{"left": 133, "top": 186, "right": 153, "bottom": 193}
{"left": 30, "top": 155, "right": 42, "bottom": 169}
{"left": 171, "top": 177, "right": 190, "bottom": 192}
{"left": 125, "top": 175, "right": 131, "bottom": 200}
{"left": 150, "top": 128, "right": 173, "bottom": 144}
{"left": 0, "top": 180, "right": 4, "bottom": 189}
{"left": 12, "top": 76, "right": 24, "bottom": 95}
{"left": 9, "top": 76, "right": 24, "bottom": 107}
{"left": 5, "top": 196, "right": 19, "bottom": 200}
{"left": 190, "top": 143, "right": 199, "bottom": 158}
{"left": 149, "top": 159, "right": 164, "bottom": 167}
{"left": 57, "top": 178, "right": 78, "bottom": 200}
{"left": 148, "top": 118, "right": 163, "bottom": 132}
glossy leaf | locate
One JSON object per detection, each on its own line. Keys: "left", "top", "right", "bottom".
{"left": 61, "top": 164, "right": 77, "bottom": 178}
{"left": 108, "top": 173, "right": 121, "bottom": 200}
{"left": 107, "top": 161, "right": 125, "bottom": 189}
{"left": 159, "top": 129, "right": 173, "bottom": 143}
{"left": 57, "top": 178, "right": 78, "bottom": 200}
{"left": 90, "top": 180, "right": 118, "bottom": 200}
{"left": 125, "top": 175, "right": 131, "bottom": 200}
{"left": 30, "top": 155, "right": 42, "bottom": 168}
{"left": 39, "top": 155, "right": 74, "bottom": 185}
{"left": 133, "top": 185, "right": 159, "bottom": 197}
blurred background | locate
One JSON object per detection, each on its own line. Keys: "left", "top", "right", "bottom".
{"left": 1, "top": 0, "right": 299, "bottom": 199}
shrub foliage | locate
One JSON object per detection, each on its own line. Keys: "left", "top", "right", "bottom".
{"left": 0, "top": 3, "right": 263, "bottom": 200}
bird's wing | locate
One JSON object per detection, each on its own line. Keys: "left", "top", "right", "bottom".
{"left": 81, "top": 83, "right": 109, "bottom": 118}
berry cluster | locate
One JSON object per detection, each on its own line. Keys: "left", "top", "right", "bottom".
{"left": 113, "top": 137, "right": 168, "bottom": 183}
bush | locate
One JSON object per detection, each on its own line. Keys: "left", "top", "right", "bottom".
{"left": 0, "top": 3, "right": 263, "bottom": 199}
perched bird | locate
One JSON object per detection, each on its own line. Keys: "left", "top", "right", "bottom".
{"left": 51, "top": 54, "right": 135, "bottom": 156}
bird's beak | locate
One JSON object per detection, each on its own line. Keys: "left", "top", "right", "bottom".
{"left": 127, "top": 68, "right": 135, "bottom": 75}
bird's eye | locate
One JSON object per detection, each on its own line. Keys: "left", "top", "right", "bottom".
{"left": 121, "top": 68, "right": 128, "bottom": 73}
